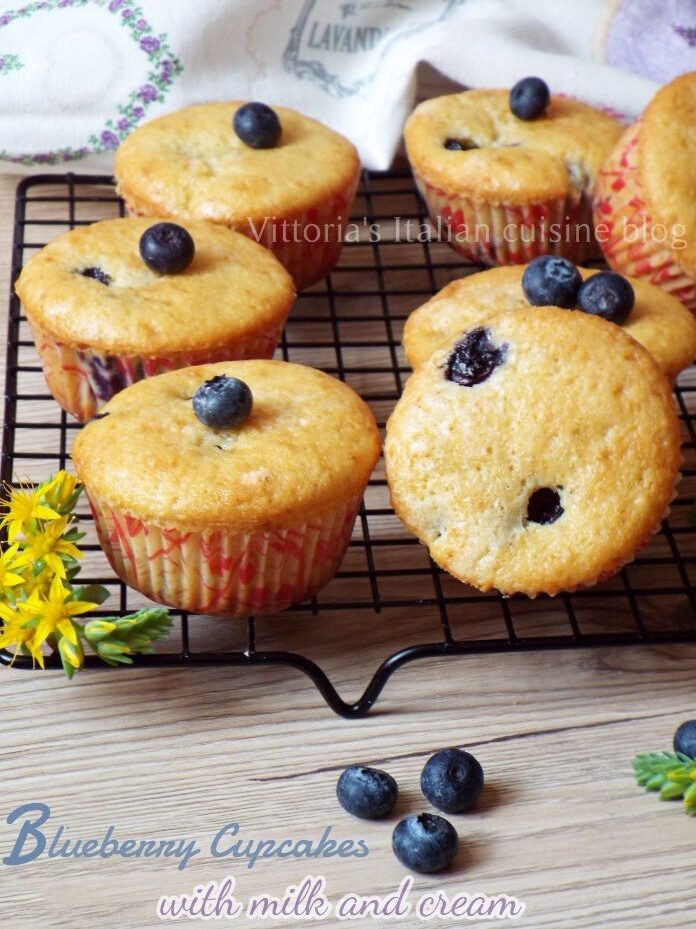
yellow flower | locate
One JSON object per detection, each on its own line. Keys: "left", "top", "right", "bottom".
{"left": 41, "top": 471, "right": 79, "bottom": 513}
{"left": 0, "top": 543, "right": 25, "bottom": 591}
{"left": 16, "top": 561, "right": 53, "bottom": 599}
{"left": 21, "top": 574, "right": 94, "bottom": 652}
{"left": 0, "top": 480, "right": 61, "bottom": 542}
{"left": 0, "top": 601, "right": 44, "bottom": 667}
{"left": 14, "top": 515, "right": 83, "bottom": 579}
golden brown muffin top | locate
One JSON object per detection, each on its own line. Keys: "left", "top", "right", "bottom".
{"left": 73, "top": 360, "right": 381, "bottom": 533}
{"left": 403, "top": 264, "right": 696, "bottom": 381}
{"left": 15, "top": 217, "right": 295, "bottom": 355}
{"left": 404, "top": 90, "right": 622, "bottom": 204}
{"left": 386, "top": 307, "right": 680, "bottom": 597}
{"left": 115, "top": 102, "right": 360, "bottom": 223}
{"left": 640, "top": 72, "right": 696, "bottom": 276}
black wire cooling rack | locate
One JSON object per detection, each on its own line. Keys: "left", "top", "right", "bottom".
{"left": 2, "top": 171, "right": 696, "bottom": 717}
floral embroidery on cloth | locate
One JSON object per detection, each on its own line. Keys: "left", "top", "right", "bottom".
{"left": 0, "top": 0, "right": 182, "bottom": 166}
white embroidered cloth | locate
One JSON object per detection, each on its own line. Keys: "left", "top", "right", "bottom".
{"left": 0, "top": 0, "right": 694, "bottom": 173}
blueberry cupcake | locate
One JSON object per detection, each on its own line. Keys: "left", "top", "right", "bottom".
{"left": 594, "top": 72, "right": 696, "bottom": 310}
{"left": 72, "top": 360, "right": 380, "bottom": 616}
{"left": 386, "top": 307, "right": 680, "bottom": 597}
{"left": 114, "top": 102, "right": 361, "bottom": 291}
{"left": 403, "top": 262, "right": 696, "bottom": 381}
{"left": 404, "top": 79, "right": 623, "bottom": 265}
{"left": 15, "top": 217, "right": 295, "bottom": 421}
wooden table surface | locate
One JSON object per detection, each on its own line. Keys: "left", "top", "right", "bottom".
{"left": 0, "top": 171, "right": 694, "bottom": 929}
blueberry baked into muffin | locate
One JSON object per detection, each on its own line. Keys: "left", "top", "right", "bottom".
{"left": 72, "top": 360, "right": 381, "bottom": 617}
{"left": 386, "top": 307, "right": 681, "bottom": 597}
{"left": 404, "top": 78, "right": 623, "bottom": 265}
{"left": 115, "top": 102, "right": 361, "bottom": 290}
{"left": 594, "top": 71, "right": 696, "bottom": 310}
{"left": 15, "top": 217, "right": 295, "bottom": 421}
{"left": 403, "top": 261, "right": 696, "bottom": 381}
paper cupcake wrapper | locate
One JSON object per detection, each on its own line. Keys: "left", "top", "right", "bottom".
{"left": 594, "top": 120, "right": 696, "bottom": 310}
{"left": 244, "top": 172, "right": 360, "bottom": 291}
{"left": 30, "top": 322, "right": 282, "bottom": 422}
{"left": 414, "top": 173, "right": 599, "bottom": 265}
{"left": 126, "top": 170, "right": 360, "bottom": 292}
{"left": 88, "top": 494, "right": 362, "bottom": 617}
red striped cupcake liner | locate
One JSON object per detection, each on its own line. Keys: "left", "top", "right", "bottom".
{"left": 414, "top": 174, "right": 600, "bottom": 265}
{"left": 244, "top": 173, "right": 360, "bottom": 291}
{"left": 88, "top": 493, "right": 362, "bottom": 617}
{"left": 30, "top": 321, "right": 283, "bottom": 423}
{"left": 593, "top": 120, "right": 696, "bottom": 311}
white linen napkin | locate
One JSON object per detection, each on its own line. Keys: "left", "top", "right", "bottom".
{"left": 0, "top": 0, "right": 693, "bottom": 174}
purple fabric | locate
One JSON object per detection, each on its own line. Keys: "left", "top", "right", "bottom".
{"left": 605, "top": 0, "right": 696, "bottom": 83}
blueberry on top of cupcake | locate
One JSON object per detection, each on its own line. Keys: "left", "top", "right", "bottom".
{"left": 139, "top": 222, "right": 195, "bottom": 274}
{"left": 521, "top": 257, "right": 635, "bottom": 324}
{"left": 509, "top": 77, "right": 550, "bottom": 121}
{"left": 521, "top": 256, "right": 582, "bottom": 308}
{"left": 193, "top": 375, "right": 253, "bottom": 430}
{"left": 233, "top": 102, "right": 282, "bottom": 149}
{"left": 577, "top": 271, "right": 635, "bottom": 325}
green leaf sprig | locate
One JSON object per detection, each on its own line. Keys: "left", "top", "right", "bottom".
{"left": 633, "top": 752, "right": 696, "bottom": 815}
{"left": 84, "top": 609, "right": 173, "bottom": 667}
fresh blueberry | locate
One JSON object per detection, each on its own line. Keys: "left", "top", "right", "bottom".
{"left": 577, "top": 271, "right": 635, "bottom": 325}
{"left": 233, "top": 102, "right": 282, "bottom": 149}
{"left": 444, "top": 137, "right": 477, "bottom": 151}
{"left": 445, "top": 327, "right": 507, "bottom": 387}
{"left": 392, "top": 813, "right": 458, "bottom": 873}
{"left": 192, "top": 375, "right": 253, "bottom": 430}
{"left": 336, "top": 766, "right": 398, "bottom": 820}
{"left": 674, "top": 720, "right": 696, "bottom": 759}
{"left": 421, "top": 748, "right": 484, "bottom": 813}
{"left": 509, "top": 76, "right": 550, "bottom": 120}
{"left": 80, "top": 266, "right": 111, "bottom": 285}
{"left": 522, "top": 256, "right": 582, "bottom": 308}
{"left": 527, "top": 487, "right": 564, "bottom": 525}
{"left": 139, "top": 222, "right": 195, "bottom": 274}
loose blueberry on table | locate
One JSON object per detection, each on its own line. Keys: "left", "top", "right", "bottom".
{"left": 445, "top": 327, "right": 507, "bottom": 387}
{"left": 577, "top": 271, "right": 635, "bottom": 325}
{"left": 139, "top": 222, "right": 195, "bottom": 274}
{"left": 192, "top": 375, "right": 253, "bottom": 430}
{"left": 80, "top": 266, "right": 111, "bottom": 285}
{"left": 522, "top": 255, "right": 582, "bottom": 308}
{"left": 509, "top": 76, "right": 550, "bottom": 121}
{"left": 421, "top": 748, "right": 484, "bottom": 814}
{"left": 674, "top": 720, "right": 696, "bottom": 759}
{"left": 336, "top": 766, "right": 398, "bottom": 820}
{"left": 233, "top": 102, "right": 282, "bottom": 149}
{"left": 392, "top": 813, "right": 458, "bottom": 874}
